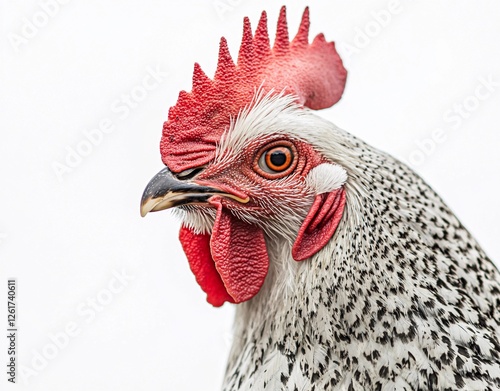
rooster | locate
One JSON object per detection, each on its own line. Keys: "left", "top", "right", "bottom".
{"left": 141, "top": 7, "right": 500, "bottom": 391}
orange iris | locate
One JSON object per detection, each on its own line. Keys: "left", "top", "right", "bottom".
{"left": 264, "top": 146, "right": 293, "bottom": 172}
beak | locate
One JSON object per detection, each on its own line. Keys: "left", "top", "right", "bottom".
{"left": 140, "top": 167, "right": 248, "bottom": 217}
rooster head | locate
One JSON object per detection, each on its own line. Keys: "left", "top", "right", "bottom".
{"left": 141, "top": 7, "right": 348, "bottom": 306}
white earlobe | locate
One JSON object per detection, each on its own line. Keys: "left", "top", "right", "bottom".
{"left": 305, "top": 163, "right": 347, "bottom": 195}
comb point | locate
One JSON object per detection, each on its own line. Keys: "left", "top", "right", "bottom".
{"left": 292, "top": 7, "right": 310, "bottom": 49}
{"left": 254, "top": 11, "right": 271, "bottom": 61}
{"left": 192, "top": 62, "right": 211, "bottom": 91}
{"left": 312, "top": 33, "right": 326, "bottom": 45}
{"left": 215, "top": 37, "right": 235, "bottom": 80}
{"left": 177, "top": 90, "right": 190, "bottom": 106}
{"left": 237, "top": 17, "right": 254, "bottom": 68}
{"left": 273, "top": 6, "right": 289, "bottom": 55}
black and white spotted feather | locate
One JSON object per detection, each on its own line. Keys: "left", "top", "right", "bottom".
{"left": 180, "top": 94, "right": 500, "bottom": 391}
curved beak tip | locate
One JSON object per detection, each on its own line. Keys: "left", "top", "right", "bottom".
{"left": 140, "top": 197, "right": 151, "bottom": 217}
{"left": 140, "top": 195, "right": 163, "bottom": 217}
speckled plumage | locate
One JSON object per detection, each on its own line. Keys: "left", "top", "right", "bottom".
{"left": 177, "top": 95, "right": 500, "bottom": 391}
{"left": 143, "top": 7, "right": 500, "bottom": 390}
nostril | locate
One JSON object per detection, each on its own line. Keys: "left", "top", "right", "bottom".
{"left": 175, "top": 167, "right": 205, "bottom": 181}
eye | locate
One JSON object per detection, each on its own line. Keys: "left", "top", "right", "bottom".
{"left": 255, "top": 142, "right": 297, "bottom": 178}
{"left": 261, "top": 146, "right": 293, "bottom": 172}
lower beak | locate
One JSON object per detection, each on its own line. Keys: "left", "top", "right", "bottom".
{"left": 140, "top": 167, "right": 248, "bottom": 217}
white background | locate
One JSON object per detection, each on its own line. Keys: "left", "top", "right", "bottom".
{"left": 1, "top": 1, "right": 499, "bottom": 390}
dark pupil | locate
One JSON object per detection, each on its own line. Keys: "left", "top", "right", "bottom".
{"left": 270, "top": 151, "right": 286, "bottom": 167}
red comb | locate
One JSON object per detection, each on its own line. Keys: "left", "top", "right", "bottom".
{"left": 160, "top": 6, "right": 347, "bottom": 172}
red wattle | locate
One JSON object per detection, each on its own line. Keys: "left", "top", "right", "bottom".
{"left": 209, "top": 198, "right": 269, "bottom": 303}
{"left": 178, "top": 200, "right": 269, "bottom": 306}
{"left": 179, "top": 226, "right": 234, "bottom": 307}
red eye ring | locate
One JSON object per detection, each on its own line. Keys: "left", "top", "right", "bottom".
{"left": 254, "top": 141, "right": 298, "bottom": 179}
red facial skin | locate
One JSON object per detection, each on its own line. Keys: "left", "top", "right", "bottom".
{"left": 194, "top": 136, "right": 324, "bottom": 215}
{"left": 179, "top": 137, "right": 346, "bottom": 306}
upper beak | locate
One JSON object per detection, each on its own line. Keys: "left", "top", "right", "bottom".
{"left": 140, "top": 167, "right": 248, "bottom": 217}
